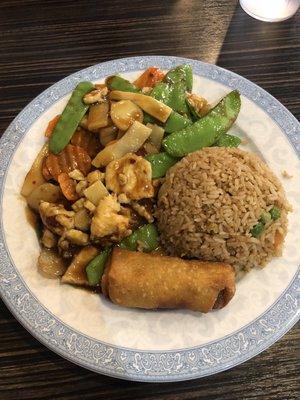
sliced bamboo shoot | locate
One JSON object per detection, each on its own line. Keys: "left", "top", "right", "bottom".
{"left": 146, "top": 123, "right": 165, "bottom": 150}
{"left": 61, "top": 246, "right": 98, "bottom": 286}
{"left": 92, "top": 121, "right": 151, "bottom": 167}
{"left": 109, "top": 91, "right": 172, "bottom": 122}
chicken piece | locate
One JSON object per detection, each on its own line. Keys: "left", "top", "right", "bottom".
{"left": 91, "top": 195, "right": 131, "bottom": 242}
{"left": 105, "top": 153, "right": 154, "bottom": 200}
{"left": 131, "top": 201, "right": 154, "bottom": 223}
{"left": 39, "top": 201, "right": 75, "bottom": 236}
{"left": 41, "top": 229, "right": 57, "bottom": 248}
{"left": 64, "top": 229, "right": 89, "bottom": 245}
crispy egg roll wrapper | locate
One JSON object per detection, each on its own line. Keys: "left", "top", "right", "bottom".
{"left": 102, "top": 248, "right": 235, "bottom": 313}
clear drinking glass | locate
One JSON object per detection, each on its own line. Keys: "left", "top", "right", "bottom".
{"left": 240, "top": 0, "right": 299, "bottom": 22}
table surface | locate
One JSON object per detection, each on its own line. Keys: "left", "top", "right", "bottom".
{"left": 0, "top": 0, "right": 299, "bottom": 399}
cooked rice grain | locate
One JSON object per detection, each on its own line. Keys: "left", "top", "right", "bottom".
{"left": 156, "top": 147, "right": 291, "bottom": 272}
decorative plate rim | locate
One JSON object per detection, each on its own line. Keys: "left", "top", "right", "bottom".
{"left": 0, "top": 56, "right": 299, "bottom": 382}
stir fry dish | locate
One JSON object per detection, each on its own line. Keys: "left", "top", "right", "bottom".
{"left": 21, "top": 64, "right": 248, "bottom": 313}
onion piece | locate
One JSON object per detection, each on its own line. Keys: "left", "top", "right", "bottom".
{"left": 21, "top": 143, "right": 49, "bottom": 197}
{"left": 110, "top": 100, "right": 143, "bottom": 131}
{"left": 109, "top": 91, "right": 172, "bottom": 122}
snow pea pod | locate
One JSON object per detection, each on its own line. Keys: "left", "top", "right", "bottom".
{"left": 146, "top": 152, "right": 178, "bottom": 178}
{"left": 164, "top": 64, "right": 193, "bottom": 91}
{"left": 163, "top": 90, "right": 241, "bottom": 157}
{"left": 168, "top": 82, "right": 190, "bottom": 115}
{"left": 164, "top": 111, "right": 192, "bottom": 133}
{"left": 49, "top": 81, "right": 94, "bottom": 154}
{"left": 120, "top": 224, "right": 159, "bottom": 253}
{"left": 150, "top": 82, "right": 172, "bottom": 104}
{"left": 215, "top": 133, "right": 241, "bottom": 148}
{"left": 86, "top": 247, "right": 111, "bottom": 286}
{"left": 106, "top": 75, "right": 139, "bottom": 92}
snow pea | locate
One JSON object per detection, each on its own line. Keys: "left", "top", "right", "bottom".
{"left": 150, "top": 82, "right": 171, "bottom": 104}
{"left": 106, "top": 75, "right": 139, "bottom": 92}
{"left": 49, "top": 81, "right": 94, "bottom": 154}
{"left": 146, "top": 152, "right": 178, "bottom": 178}
{"left": 164, "top": 64, "right": 193, "bottom": 91}
{"left": 151, "top": 81, "right": 189, "bottom": 115}
{"left": 86, "top": 247, "right": 111, "bottom": 286}
{"left": 120, "top": 224, "right": 159, "bottom": 253}
{"left": 215, "top": 133, "right": 241, "bottom": 148}
{"left": 168, "top": 81, "right": 190, "bottom": 115}
{"left": 163, "top": 90, "right": 241, "bottom": 157}
{"left": 164, "top": 111, "right": 192, "bottom": 133}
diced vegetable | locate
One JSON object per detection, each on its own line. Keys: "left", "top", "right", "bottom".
{"left": 146, "top": 123, "right": 165, "bottom": 150}
{"left": 215, "top": 134, "right": 241, "bottom": 148}
{"left": 86, "top": 247, "right": 111, "bottom": 286}
{"left": 164, "top": 111, "right": 192, "bottom": 133}
{"left": 164, "top": 64, "right": 193, "bottom": 91}
{"left": 45, "top": 115, "right": 60, "bottom": 138}
{"left": 270, "top": 206, "right": 281, "bottom": 220}
{"left": 163, "top": 90, "right": 241, "bottom": 157}
{"left": 92, "top": 121, "right": 152, "bottom": 167}
{"left": 134, "top": 67, "right": 165, "bottom": 89}
{"left": 110, "top": 100, "right": 143, "bottom": 130}
{"left": 109, "top": 91, "right": 172, "bottom": 123}
{"left": 99, "top": 125, "right": 118, "bottom": 146}
{"left": 83, "top": 180, "right": 109, "bottom": 206}
{"left": 106, "top": 75, "right": 139, "bottom": 92}
{"left": 87, "top": 102, "right": 109, "bottom": 131}
{"left": 146, "top": 152, "right": 178, "bottom": 179}
{"left": 49, "top": 81, "right": 94, "bottom": 154}
{"left": 62, "top": 246, "right": 99, "bottom": 286}
{"left": 21, "top": 143, "right": 49, "bottom": 197}
{"left": 26, "top": 183, "right": 61, "bottom": 211}
{"left": 250, "top": 222, "right": 265, "bottom": 238}
{"left": 120, "top": 224, "right": 159, "bottom": 252}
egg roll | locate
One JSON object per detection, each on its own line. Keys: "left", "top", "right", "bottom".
{"left": 102, "top": 248, "right": 235, "bottom": 313}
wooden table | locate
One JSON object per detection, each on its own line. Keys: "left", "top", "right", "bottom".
{"left": 0, "top": 1, "right": 299, "bottom": 398}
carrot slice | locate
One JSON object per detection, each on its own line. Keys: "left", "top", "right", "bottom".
{"left": 45, "top": 144, "right": 91, "bottom": 181}
{"left": 45, "top": 115, "right": 61, "bottom": 138}
{"left": 57, "top": 173, "right": 79, "bottom": 201}
{"left": 71, "top": 128, "right": 101, "bottom": 158}
{"left": 134, "top": 67, "right": 165, "bottom": 89}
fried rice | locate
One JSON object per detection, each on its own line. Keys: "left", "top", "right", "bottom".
{"left": 156, "top": 147, "right": 291, "bottom": 273}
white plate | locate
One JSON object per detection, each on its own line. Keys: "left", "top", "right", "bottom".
{"left": 0, "top": 56, "right": 299, "bottom": 382}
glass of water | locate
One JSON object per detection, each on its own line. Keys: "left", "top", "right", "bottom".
{"left": 240, "top": 0, "right": 299, "bottom": 22}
